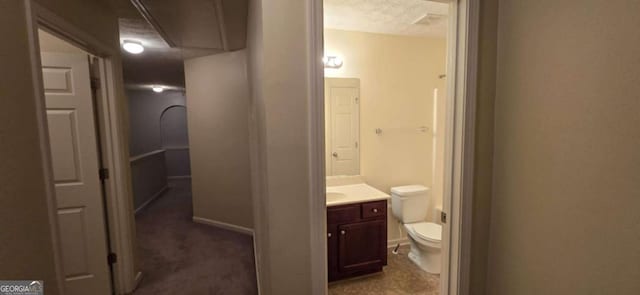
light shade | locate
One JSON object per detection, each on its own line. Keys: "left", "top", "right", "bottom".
{"left": 323, "top": 56, "right": 343, "bottom": 68}
{"left": 122, "top": 40, "right": 144, "bottom": 54}
{"left": 152, "top": 86, "right": 164, "bottom": 93}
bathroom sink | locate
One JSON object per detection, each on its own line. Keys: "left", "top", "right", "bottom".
{"left": 326, "top": 192, "right": 347, "bottom": 203}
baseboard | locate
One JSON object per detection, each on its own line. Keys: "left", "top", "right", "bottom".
{"left": 167, "top": 175, "right": 191, "bottom": 180}
{"left": 192, "top": 216, "right": 254, "bottom": 236}
{"left": 133, "top": 271, "right": 143, "bottom": 291}
{"left": 134, "top": 186, "right": 169, "bottom": 215}
{"left": 387, "top": 237, "right": 410, "bottom": 248}
{"left": 252, "top": 235, "right": 261, "bottom": 295}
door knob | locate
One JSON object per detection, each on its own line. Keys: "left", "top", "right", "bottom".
{"left": 372, "top": 208, "right": 379, "bottom": 213}
{"left": 332, "top": 152, "right": 338, "bottom": 158}
{"left": 340, "top": 230, "right": 346, "bottom": 235}
{"left": 328, "top": 233, "right": 332, "bottom": 238}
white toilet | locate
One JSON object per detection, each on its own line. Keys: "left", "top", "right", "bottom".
{"left": 391, "top": 185, "right": 442, "bottom": 274}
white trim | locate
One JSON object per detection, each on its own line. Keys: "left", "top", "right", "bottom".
{"left": 24, "top": 1, "right": 67, "bottom": 292}
{"left": 134, "top": 186, "right": 169, "bottom": 214}
{"left": 129, "top": 149, "right": 165, "bottom": 162}
{"left": 167, "top": 175, "right": 192, "bottom": 180}
{"left": 440, "top": 0, "right": 479, "bottom": 295}
{"left": 387, "top": 238, "right": 410, "bottom": 249}
{"left": 32, "top": 4, "right": 139, "bottom": 294}
{"left": 192, "top": 216, "right": 255, "bottom": 236}
{"left": 94, "top": 52, "right": 137, "bottom": 295}
{"left": 308, "top": 0, "right": 328, "bottom": 293}
{"left": 133, "top": 271, "right": 143, "bottom": 290}
{"left": 163, "top": 146, "right": 189, "bottom": 151}
{"left": 251, "top": 234, "right": 262, "bottom": 295}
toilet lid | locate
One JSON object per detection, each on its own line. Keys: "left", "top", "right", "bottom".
{"left": 412, "top": 222, "right": 441, "bottom": 242}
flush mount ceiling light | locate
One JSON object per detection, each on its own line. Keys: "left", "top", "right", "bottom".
{"left": 323, "top": 56, "right": 343, "bottom": 69}
{"left": 122, "top": 40, "right": 144, "bottom": 54}
{"left": 152, "top": 86, "right": 164, "bottom": 93}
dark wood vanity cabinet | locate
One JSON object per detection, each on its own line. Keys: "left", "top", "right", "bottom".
{"left": 327, "top": 200, "right": 387, "bottom": 281}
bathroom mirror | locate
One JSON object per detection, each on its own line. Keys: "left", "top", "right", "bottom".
{"left": 325, "top": 78, "right": 360, "bottom": 176}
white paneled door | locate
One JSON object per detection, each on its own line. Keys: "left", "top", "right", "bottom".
{"left": 41, "top": 52, "right": 111, "bottom": 295}
{"left": 326, "top": 78, "right": 360, "bottom": 176}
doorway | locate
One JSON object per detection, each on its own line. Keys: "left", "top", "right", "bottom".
{"left": 314, "top": 0, "right": 480, "bottom": 294}
{"left": 38, "top": 28, "right": 114, "bottom": 295}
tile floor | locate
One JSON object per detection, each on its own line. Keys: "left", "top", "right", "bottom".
{"left": 328, "top": 246, "right": 440, "bottom": 295}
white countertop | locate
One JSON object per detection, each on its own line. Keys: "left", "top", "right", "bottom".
{"left": 326, "top": 183, "right": 390, "bottom": 207}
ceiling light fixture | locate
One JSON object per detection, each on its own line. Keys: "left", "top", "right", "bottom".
{"left": 122, "top": 40, "right": 144, "bottom": 54}
{"left": 152, "top": 86, "right": 164, "bottom": 93}
{"left": 323, "top": 56, "right": 343, "bottom": 69}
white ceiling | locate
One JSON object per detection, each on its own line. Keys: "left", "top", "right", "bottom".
{"left": 324, "top": 0, "right": 449, "bottom": 37}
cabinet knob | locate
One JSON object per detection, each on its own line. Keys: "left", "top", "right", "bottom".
{"left": 340, "top": 230, "right": 346, "bottom": 235}
{"left": 372, "top": 208, "right": 379, "bottom": 213}
{"left": 327, "top": 233, "right": 332, "bottom": 238}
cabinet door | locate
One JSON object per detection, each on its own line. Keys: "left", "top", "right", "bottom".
{"left": 338, "top": 220, "right": 385, "bottom": 273}
{"left": 327, "top": 225, "right": 338, "bottom": 280}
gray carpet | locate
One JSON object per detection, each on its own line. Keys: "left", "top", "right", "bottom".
{"left": 134, "top": 180, "right": 258, "bottom": 295}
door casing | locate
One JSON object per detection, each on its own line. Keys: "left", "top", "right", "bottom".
{"left": 24, "top": 1, "right": 139, "bottom": 294}
{"left": 304, "top": 0, "right": 480, "bottom": 294}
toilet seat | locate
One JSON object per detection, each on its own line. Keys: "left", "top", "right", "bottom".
{"left": 405, "top": 222, "right": 441, "bottom": 244}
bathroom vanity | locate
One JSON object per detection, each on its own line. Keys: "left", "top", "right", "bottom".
{"left": 326, "top": 183, "right": 390, "bottom": 281}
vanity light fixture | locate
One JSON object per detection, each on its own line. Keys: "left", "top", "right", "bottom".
{"left": 323, "top": 55, "right": 343, "bottom": 69}
{"left": 122, "top": 40, "right": 144, "bottom": 54}
{"left": 152, "top": 86, "right": 164, "bottom": 93}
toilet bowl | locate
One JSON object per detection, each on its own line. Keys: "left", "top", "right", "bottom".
{"left": 390, "top": 185, "right": 442, "bottom": 274}
{"left": 404, "top": 222, "right": 442, "bottom": 274}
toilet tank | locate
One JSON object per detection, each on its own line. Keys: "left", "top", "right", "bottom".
{"left": 391, "top": 185, "right": 429, "bottom": 223}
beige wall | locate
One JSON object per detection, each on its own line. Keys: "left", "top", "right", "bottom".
{"left": 469, "top": 0, "right": 498, "bottom": 294}
{"left": 247, "top": 0, "right": 318, "bottom": 293}
{"left": 184, "top": 50, "right": 254, "bottom": 229}
{"left": 0, "top": 1, "right": 62, "bottom": 293}
{"left": 487, "top": 1, "right": 640, "bottom": 294}
{"left": 324, "top": 29, "right": 447, "bottom": 240}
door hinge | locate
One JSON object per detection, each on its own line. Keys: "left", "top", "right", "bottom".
{"left": 441, "top": 211, "right": 447, "bottom": 224}
{"left": 90, "top": 77, "right": 101, "bottom": 90}
{"left": 355, "top": 97, "right": 359, "bottom": 103}
{"left": 99, "top": 168, "right": 109, "bottom": 180}
{"left": 107, "top": 252, "right": 117, "bottom": 265}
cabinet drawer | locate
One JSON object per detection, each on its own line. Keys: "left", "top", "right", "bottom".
{"left": 328, "top": 204, "right": 360, "bottom": 224}
{"left": 361, "top": 201, "right": 386, "bottom": 219}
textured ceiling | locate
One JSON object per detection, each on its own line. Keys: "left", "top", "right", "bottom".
{"left": 324, "top": 0, "right": 449, "bottom": 37}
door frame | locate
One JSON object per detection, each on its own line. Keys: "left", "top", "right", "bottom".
{"left": 308, "top": 0, "right": 479, "bottom": 294}
{"left": 24, "top": 1, "right": 138, "bottom": 294}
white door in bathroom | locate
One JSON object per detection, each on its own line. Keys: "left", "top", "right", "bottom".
{"left": 325, "top": 78, "right": 360, "bottom": 176}
{"left": 42, "top": 52, "right": 112, "bottom": 295}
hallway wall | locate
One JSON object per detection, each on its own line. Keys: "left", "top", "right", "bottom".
{"left": 488, "top": 1, "right": 640, "bottom": 294}
{"left": 127, "top": 89, "right": 191, "bottom": 211}
{"left": 184, "top": 50, "right": 254, "bottom": 230}
{"left": 0, "top": 2, "right": 63, "bottom": 293}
